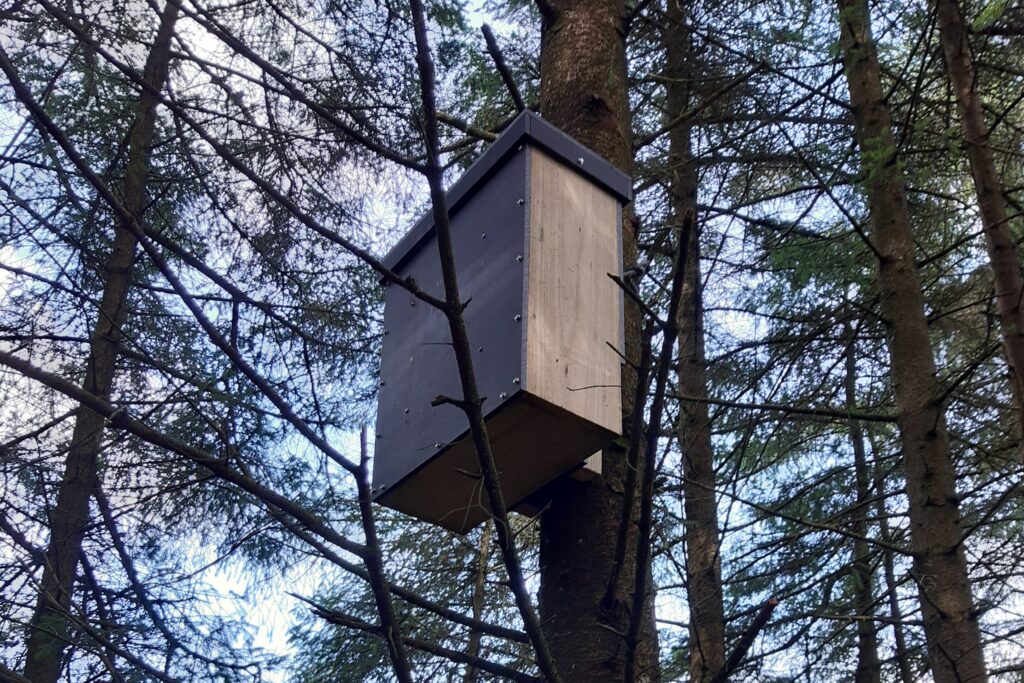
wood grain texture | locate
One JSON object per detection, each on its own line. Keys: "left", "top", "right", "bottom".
{"left": 376, "top": 394, "right": 614, "bottom": 533}
{"left": 524, "top": 148, "right": 622, "bottom": 435}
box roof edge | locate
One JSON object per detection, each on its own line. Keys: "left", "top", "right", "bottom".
{"left": 380, "top": 111, "right": 632, "bottom": 274}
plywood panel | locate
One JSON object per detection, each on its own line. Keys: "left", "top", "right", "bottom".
{"left": 373, "top": 150, "right": 527, "bottom": 493}
{"left": 524, "top": 149, "right": 623, "bottom": 435}
{"left": 376, "top": 394, "right": 615, "bottom": 533}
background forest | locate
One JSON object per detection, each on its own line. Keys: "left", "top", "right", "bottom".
{"left": 0, "top": 0, "right": 1022, "bottom": 681}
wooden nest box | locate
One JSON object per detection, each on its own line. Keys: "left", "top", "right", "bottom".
{"left": 373, "top": 111, "right": 631, "bottom": 533}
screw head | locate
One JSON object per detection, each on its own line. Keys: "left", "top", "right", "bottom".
{"left": 434, "top": 443, "right": 443, "bottom": 449}
{"left": 481, "top": 233, "right": 487, "bottom": 239}
{"left": 514, "top": 314, "right": 522, "bottom": 322}
{"left": 404, "top": 408, "right": 409, "bottom": 414}
{"left": 499, "top": 392, "right": 508, "bottom": 399}
{"left": 383, "top": 329, "right": 389, "bottom": 335}
{"left": 513, "top": 377, "right": 520, "bottom": 384}
{"left": 517, "top": 198, "right": 524, "bottom": 206}
{"left": 577, "top": 157, "right": 584, "bottom": 165}
{"left": 478, "top": 346, "right": 484, "bottom": 352}
{"left": 515, "top": 255, "right": 523, "bottom": 263}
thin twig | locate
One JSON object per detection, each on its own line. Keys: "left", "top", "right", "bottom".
{"left": 481, "top": 24, "right": 526, "bottom": 111}
{"left": 710, "top": 598, "right": 779, "bottom": 683}
{"left": 625, "top": 206, "right": 694, "bottom": 680}
{"left": 408, "top": 1, "right": 561, "bottom": 679}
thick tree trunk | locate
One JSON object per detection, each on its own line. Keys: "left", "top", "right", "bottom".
{"left": 535, "top": 1, "right": 660, "bottom": 680}
{"left": 935, "top": 0, "right": 1024, "bottom": 440}
{"left": 674, "top": 205, "right": 727, "bottom": 683}
{"left": 662, "top": 4, "right": 726, "bottom": 682}
{"left": 843, "top": 328, "right": 881, "bottom": 683}
{"left": 835, "top": 2, "right": 988, "bottom": 681}
{"left": 22, "top": 6, "right": 178, "bottom": 681}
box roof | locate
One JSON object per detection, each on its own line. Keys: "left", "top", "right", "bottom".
{"left": 382, "top": 110, "right": 633, "bottom": 273}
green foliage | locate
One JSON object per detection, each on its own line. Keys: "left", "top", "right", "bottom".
{"left": 3, "top": 0, "right": 1024, "bottom": 680}
{"left": 972, "top": 0, "right": 1010, "bottom": 30}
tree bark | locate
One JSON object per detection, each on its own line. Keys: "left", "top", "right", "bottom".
{"left": 662, "top": 3, "right": 727, "bottom": 682}
{"left": 935, "top": 0, "right": 1024, "bottom": 442}
{"left": 535, "top": 1, "right": 660, "bottom": 680}
{"left": 22, "top": 5, "right": 178, "bottom": 681}
{"left": 843, "top": 327, "right": 881, "bottom": 683}
{"left": 463, "top": 521, "right": 492, "bottom": 683}
{"left": 835, "top": 1, "right": 988, "bottom": 681}
{"left": 868, "top": 436, "right": 916, "bottom": 683}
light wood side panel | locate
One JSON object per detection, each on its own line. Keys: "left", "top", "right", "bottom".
{"left": 525, "top": 149, "right": 622, "bottom": 434}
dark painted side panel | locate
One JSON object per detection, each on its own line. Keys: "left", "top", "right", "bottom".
{"left": 373, "top": 149, "right": 528, "bottom": 495}
{"left": 381, "top": 111, "right": 631, "bottom": 273}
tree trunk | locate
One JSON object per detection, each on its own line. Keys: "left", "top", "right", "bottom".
{"left": 868, "top": 435, "right": 916, "bottom": 683}
{"left": 535, "top": 1, "right": 660, "bottom": 680}
{"left": 22, "top": 6, "right": 178, "bottom": 681}
{"left": 662, "top": 3, "right": 727, "bottom": 682}
{"left": 835, "top": 2, "right": 988, "bottom": 681}
{"left": 463, "top": 522, "right": 492, "bottom": 683}
{"left": 843, "top": 327, "right": 881, "bottom": 683}
{"left": 935, "top": 0, "right": 1024, "bottom": 442}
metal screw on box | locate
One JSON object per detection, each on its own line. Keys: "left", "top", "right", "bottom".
{"left": 514, "top": 314, "right": 522, "bottom": 322}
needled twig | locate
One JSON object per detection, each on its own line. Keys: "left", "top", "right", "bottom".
{"left": 437, "top": 112, "right": 498, "bottom": 141}
{"left": 29, "top": 0, "right": 448, "bottom": 311}
{"left": 298, "top": 596, "right": 542, "bottom": 683}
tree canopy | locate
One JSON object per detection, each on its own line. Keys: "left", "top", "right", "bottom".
{"left": 1, "top": 0, "right": 1022, "bottom": 681}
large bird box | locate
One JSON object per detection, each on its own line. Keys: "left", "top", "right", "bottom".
{"left": 373, "top": 111, "right": 631, "bottom": 533}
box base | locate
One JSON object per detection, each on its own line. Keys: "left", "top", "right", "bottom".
{"left": 374, "top": 392, "right": 616, "bottom": 533}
